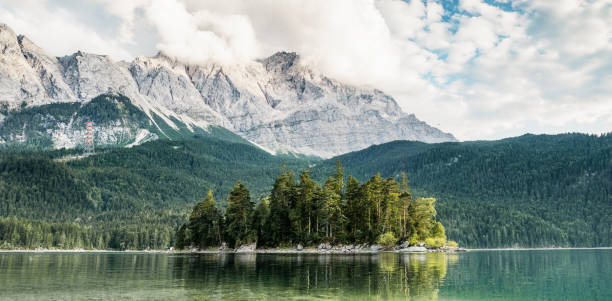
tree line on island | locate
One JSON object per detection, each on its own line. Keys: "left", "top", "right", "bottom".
{"left": 175, "top": 163, "right": 455, "bottom": 250}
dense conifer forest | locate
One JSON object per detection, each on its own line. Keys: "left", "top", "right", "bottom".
{"left": 176, "top": 164, "right": 451, "bottom": 250}
{"left": 0, "top": 133, "right": 609, "bottom": 249}
{"left": 0, "top": 136, "right": 314, "bottom": 250}
{"left": 313, "top": 133, "right": 612, "bottom": 248}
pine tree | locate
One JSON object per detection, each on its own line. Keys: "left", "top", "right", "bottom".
{"left": 188, "top": 189, "right": 223, "bottom": 248}
{"left": 225, "top": 181, "right": 254, "bottom": 248}
{"left": 251, "top": 198, "right": 270, "bottom": 244}
{"left": 295, "top": 169, "right": 320, "bottom": 243}
{"left": 323, "top": 178, "right": 346, "bottom": 241}
{"left": 345, "top": 176, "right": 361, "bottom": 240}
{"left": 263, "top": 171, "right": 296, "bottom": 246}
{"left": 399, "top": 172, "right": 412, "bottom": 240}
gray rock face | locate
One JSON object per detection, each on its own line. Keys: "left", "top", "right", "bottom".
{"left": 0, "top": 24, "right": 456, "bottom": 156}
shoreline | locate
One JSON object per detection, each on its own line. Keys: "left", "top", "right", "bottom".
{"left": 0, "top": 247, "right": 457, "bottom": 254}
{"left": 1, "top": 247, "right": 611, "bottom": 254}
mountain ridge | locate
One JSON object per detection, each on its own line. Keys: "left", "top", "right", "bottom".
{"left": 0, "top": 23, "right": 455, "bottom": 157}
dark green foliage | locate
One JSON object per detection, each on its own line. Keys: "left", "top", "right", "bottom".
{"left": 0, "top": 216, "right": 172, "bottom": 250}
{"left": 79, "top": 94, "right": 150, "bottom": 125}
{"left": 2, "top": 131, "right": 609, "bottom": 249}
{"left": 224, "top": 182, "right": 255, "bottom": 247}
{"left": 313, "top": 133, "right": 612, "bottom": 248}
{"left": 187, "top": 190, "right": 223, "bottom": 249}
{"left": 0, "top": 156, "right": 94, "bottom": 220}
{"left": 0, "top": 136, "right": 315, "bottom": 250}
{"left": 293, "top": 169, "right": 322, "bottom": 244}
{"left": 261, "top": 170, "right": 297, "bottom": 246}
{"left": 179, "top": 166, "right": 445, "bottom": 249}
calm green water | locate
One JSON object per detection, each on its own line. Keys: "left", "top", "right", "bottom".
{"left": 0, "top": 249, "right": 610, "bottom": 300}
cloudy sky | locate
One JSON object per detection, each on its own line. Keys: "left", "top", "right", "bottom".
{"left": 1, "top": 0, "right": 610, "bottom": 140}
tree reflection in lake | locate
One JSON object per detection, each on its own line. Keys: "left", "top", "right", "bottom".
{"left": 171, "top": 252, "right": 451, "bottom": 300}
{"left": 1, "top": 250, "right": 610, "bottom": 300}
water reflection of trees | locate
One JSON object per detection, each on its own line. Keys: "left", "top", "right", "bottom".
{"left": 173, "top": 253, "right": 451, "bottom": 300}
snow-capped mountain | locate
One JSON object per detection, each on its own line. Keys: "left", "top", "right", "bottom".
{"left": 0, "top": 24, "right": 455, "bottom": 157}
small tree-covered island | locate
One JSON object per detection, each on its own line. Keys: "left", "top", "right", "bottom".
{"left": 175, "top": 162, "right": 459, "bottom": 253}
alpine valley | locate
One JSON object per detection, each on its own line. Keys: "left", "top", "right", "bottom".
{"left": 0, "top": 24, "right": 610, "bottom": 250}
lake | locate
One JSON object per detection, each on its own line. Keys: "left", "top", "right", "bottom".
{"left": 0, "top": 249, "right": 610, "bottom": 300}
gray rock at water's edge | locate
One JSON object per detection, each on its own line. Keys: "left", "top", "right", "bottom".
{"left": 399, "top": 241, "right": 410, "bottom": 249}
{"left": 354, "top": 244, "right": 367, "bottom": 250}
{"left": 297, "top": 244, "right": 303, "bottom": 251}
{"left": 317, "top": 243, "right": 332, "bottom": 250}
{"left": 235, "top": 243, "right": 256, "bottom": 253}
{"left": 400, "top": 246, "right": 427, "bottom": 252}
{"left": 370, "top": 244, "right": 382, "bottom": 251}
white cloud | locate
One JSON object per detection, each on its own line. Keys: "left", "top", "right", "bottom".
{"left": 144, "top": 0, "right": 260, "bottom": 65}
{"left": 1, "top": 0, "right": 610, "bottom": 140}
{"left": 0, "top": 0, "right": 133, "bottom": 59}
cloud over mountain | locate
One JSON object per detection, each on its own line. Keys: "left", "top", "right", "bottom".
{"left": 1, "top": 0, "right": 610, "bottom": 140}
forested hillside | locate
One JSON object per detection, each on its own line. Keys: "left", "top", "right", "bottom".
{"left": 0, "top": 133, "right": 609, "bottom": 249}
{"left": 313, "top": 133, "right": 612, "bottom": 248}
{"left": 0, "top": 136, "right": 315, "bottom": 249}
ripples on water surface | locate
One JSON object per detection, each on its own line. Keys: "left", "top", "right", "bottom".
{"left": 0, "top": 249, "right": 610, "bottom": 300}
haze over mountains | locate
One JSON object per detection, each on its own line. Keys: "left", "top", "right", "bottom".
{"left": 0, "top": 24, "right": 455, "bottom": 157}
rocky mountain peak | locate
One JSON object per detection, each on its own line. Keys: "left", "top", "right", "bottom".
{"left": 0, "top": 23, "right": 21, "bottom": 56}
{"left": 0, "top": 23, "right": 456, "bottom": 157}
{"left": 262, "top": 51, "right": 300, "bottom": 73}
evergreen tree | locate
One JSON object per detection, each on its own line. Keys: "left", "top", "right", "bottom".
{"left": 398, "top": 172, "right": 412, "bottom": 240}
{"left": 224, "top": 181, "right": 254, "bottom": 247}
{"left": 323, "top": 178, "right": 346, "bottom": 241}
{"left": 188, "top": 189, "right": 223, "bottom": 248}
{"left": 263, "top": 171, "right": 296, "bottom": 246}
{"left": 295, "top": 169, "right": 321, "bottom": 243}
{"left": 345, "top": 176, "right": 362, "bottom": 241}
{"left": 251, "top": 197, "right": 270, "bottom": 244}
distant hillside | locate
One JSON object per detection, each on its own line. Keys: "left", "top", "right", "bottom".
{"left": 1, "top": 133, "right": 609, "bottom": 249}
{"left": 313, "top": 133, "right": 612, "bottom": 248}
{"left": 0, "top": 136, "right": 316, "bottom": 249}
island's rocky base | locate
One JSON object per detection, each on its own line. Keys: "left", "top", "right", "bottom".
{"left": 180, "top": 242, "right": 467, "bottom": 254}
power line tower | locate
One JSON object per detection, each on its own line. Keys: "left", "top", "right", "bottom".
{"left": 84, "top": 121, "right": 94, "bottom": 154}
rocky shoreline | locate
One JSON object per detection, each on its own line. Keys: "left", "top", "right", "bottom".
{"left": 0, "top": 243, "right": 468, "bottom": 254}
{"left": 181, "top": 242, "right": 468, "bottom": 254}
